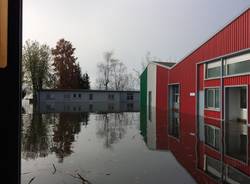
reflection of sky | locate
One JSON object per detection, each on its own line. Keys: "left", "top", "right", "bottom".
{"left": 21, "top": 112, "right": 196, "bottom": 184}
{"left": 23, "top": 0, "right": 250, "bottom": 87}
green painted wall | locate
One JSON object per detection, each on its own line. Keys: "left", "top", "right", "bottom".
{"left": 140, "top": 68, "right": 147, "bottom": 142}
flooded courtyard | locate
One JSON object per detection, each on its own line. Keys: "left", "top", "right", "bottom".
{"left": 21, "top": 102, "right": 196, "bottom": 184}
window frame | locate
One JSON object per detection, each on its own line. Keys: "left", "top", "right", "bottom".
{"left": 205, "top": 124, "right": 220, "bottom": 151}
{"left": 205, "top": 88, "right": 220, "bottom": 110}
{"left": 205, "top": 60, "right": 221, "bottom": 79}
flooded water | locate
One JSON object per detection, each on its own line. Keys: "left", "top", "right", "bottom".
{"left": 21, "top": 101, "right": 250, "bottom": 184}
{"left": 21, "top": 102, "right": 196, "bottom": 184}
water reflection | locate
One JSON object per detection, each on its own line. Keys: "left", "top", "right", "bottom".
{"left": 140, "top": 106, "right": 250, "bottom": 184}
{"left": 95, "top": 113, "right": 136, "bottom": 149}
{"left": 21, "top": 101, "right": 198, "bottom": 184}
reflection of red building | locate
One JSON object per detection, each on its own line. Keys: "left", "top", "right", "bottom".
{"left": 141, "top": 8, "right": 250, "bottom": 183}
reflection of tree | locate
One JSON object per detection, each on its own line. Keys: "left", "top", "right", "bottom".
{"left": 21, "top": 106, "right": 90, "bottom": 162}
{"left": 52, "top": 112, "right": 89, "bottom": 162}
{"left": 96, "top": 113, "right": 135, "bottom": 149}
{"left": 22, "top": 106, "right": 52, "bottom": 160}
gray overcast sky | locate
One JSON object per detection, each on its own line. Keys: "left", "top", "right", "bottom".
{"left": 23, "top": 0, "right": 250, "bottom": 87}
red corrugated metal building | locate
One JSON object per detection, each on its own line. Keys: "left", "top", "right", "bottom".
{"left": 141, "top": 7, "right": 250, "bottom": 183}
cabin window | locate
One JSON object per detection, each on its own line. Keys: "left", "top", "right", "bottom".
{"left": 73, "top": 94, "right": 76, "bottom": 98}
{"left": 205, "top": 60, "right": 221, "bottom": 79}
{"left": 225, "top": 53, "right": 250, "bottom": 76}
{"left": 108, "top": 94, "right": 114, "bottom": 100}
{"left": 127, "top": 93, "right": 134, "bottom": 100}
{"left": 127, "top": 103, "right": 134, "bottom": 110}
{"left": 89, "top": 94, "right": 93, "bottom": 100}
{"left": 205, "top": 125, "right": 220, "bottom": 150}
{"left": 205, "top": 88, "right": 220, "bottom": 109}
{"left": 78, "top": 93, "right": 81, "bottom": 98}
{"left": 148, "top": 91, "right": 152, "bottom": 121}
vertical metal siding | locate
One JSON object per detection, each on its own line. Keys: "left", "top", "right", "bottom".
{"left": 156, "top": 66, "right": 169, "bottom": 149}
{"left": 169, "top": 9, "right": 250, "bottom": 117}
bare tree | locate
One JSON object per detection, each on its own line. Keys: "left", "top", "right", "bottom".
{"left": 96, "top": 51, "right": 114, "bottom": 90}
{"left": 110, "top": 60, "right": 129, "bottom": 90}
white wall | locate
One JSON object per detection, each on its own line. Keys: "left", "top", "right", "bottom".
{"left": 146, "top": 63, "right": 157, "bottom": 149}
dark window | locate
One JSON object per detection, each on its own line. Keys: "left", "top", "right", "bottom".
{"left": 168, "top": 111, "right": 179, "bottom": 138}
{"left": 108, "top": 94, "right": 114, "bottom": 100}
{"left": 227, "top": 60, "right": 250, "bottom": 75}
{"left": 205, "top": 125, "right": 220, "bottom": 150}
{"left": 127, "top": 103, "right": 134, "bottom": 110}
{"left": 169, "top": 85, "right": 180, "bottom": 110}
{"left": 240, "top": 87, "right": 246, "bottom": 109}
{"left": 89, "top": 94, "right": 93, "bottom": 100}
{"left": 127, "top": 93, "right": 134, "bottom": 100}
{"left": 205, "top": 156, "right": 221, "bottom": 179}
{"left": 78, "top": 94, "right": 81, "bottom": 98}
{"left": 73, "top": 94, "right": 76, "bottom": 98}
{"left": 205, "top": 88, "right": 220, "bottom": 109}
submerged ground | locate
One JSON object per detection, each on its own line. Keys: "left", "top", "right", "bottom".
{"left": 21, "top": 108, "right": 196, "bottom": 184}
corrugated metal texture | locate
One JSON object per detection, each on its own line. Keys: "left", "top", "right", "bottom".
{"left": 204, "top": 110, "right": 221, "bottom": 120}
{"left": 204, "top": 79, "right": 221, "bottom": 87}
{"left": 169, "top": 9, "right": 250, "bottom": 116}
{"left": 224, "top": 75, "right": 250, "bottom": 85}
{"left": 198, "top": 64, "right": 204, "bottom": 90}
{"left": 156, "top": 66, "right": 169, "bottom": 150}
{"left": 204, "top": 117, "right": 221, "bottom": 128}
{"left": 205, "top": 147, "right": 221, "bottom": 160}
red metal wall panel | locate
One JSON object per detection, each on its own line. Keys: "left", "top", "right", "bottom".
{"left": 169, "top": 9, "right": 250, "bottom": 118}
{"left": 204, "top": 110, "right": 221, "bottom": 120}
{"left": 204, "top": 79, "right": 221, "bottom": 87}
{"left": 156, "top": 66, "right": 169, "bottom": 149}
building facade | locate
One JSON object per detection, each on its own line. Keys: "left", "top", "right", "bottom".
{"left": 37, "top": 89, "right": 140, "bottom": 113}
{"left": 140, "top": 8, "right": 250, "bottom": 183}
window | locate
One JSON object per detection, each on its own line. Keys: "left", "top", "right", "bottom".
{"left": 148, "top": 91, "right": 152, "bottom": 121}
{"left": 78, "top": 93, "right": 81, "bottom": 98}
{"left": 226, "top": 166, "right": 250, "bottom": 184}
{"left": 205, "top": 156, "right": 222, "bottom": 179}
{"left": 168, "top": 111, "right": 180, "bottom": 138}
{"left": 73, "top": 94, "right": 76, "bottom": 98}
{"left": 127, "top": 93, "right": 134, "bottom": 100}
{"left": 205, "top": 88, "right": 220, "bottom": 109}
{"left": 225, "top": 53, "right": 250, "bottom": 76}
{"left": 127, "top": 103, "right": 134, "bottom": 110}
{"left": 89, "top": 94, "right": 93, "bottom": 100}
{"left": 240, "top": 87, "right": 246, "bottom": 109}
{"left": 108, "top": 94, "right": 114, "bottom": 100}
{"left": 169, "top": 85, "right": 180, "bottom": 110}
{"left": 206, "top": 60, "right": 221, "bottom": 78}
{"left": 205, "top": 125, "right": 220, "bottom": 150}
